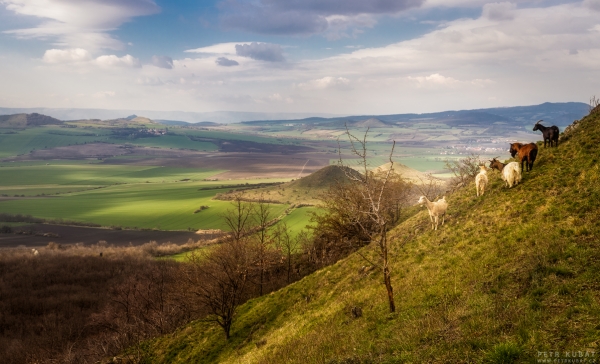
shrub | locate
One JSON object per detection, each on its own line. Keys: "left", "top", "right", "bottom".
{"left": 193, "top": 205, "right": 210, "bottom": 214}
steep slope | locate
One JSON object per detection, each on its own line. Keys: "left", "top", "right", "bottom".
{"left": 138, "top": 111, "right": 600, "bottom": 363}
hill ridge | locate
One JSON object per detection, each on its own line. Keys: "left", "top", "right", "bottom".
{"left": 0, "top": 113, "right": 63, "bottom": 128}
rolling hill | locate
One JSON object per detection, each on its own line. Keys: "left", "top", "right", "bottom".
{"left": 215, "top": 165, "right": 361, "bottom": 205}
{"left": 134, "top": 106, "right": 600, "bottom": 363}
{"left": 0, "top": 113, "right": 63, "bottom": 128}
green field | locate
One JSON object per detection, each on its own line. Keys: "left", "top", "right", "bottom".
{"left": 0, "top": 127, "right": 110, "bottom": 158}
{"left": 278, "top": 206, "right": 316, "bottom": 238}
{"left": 0, "top": 161, "right": 304, "bottom": 230}
{"left": 0, "top": 179, "right": 291, "bottom": 230}
{"left": 0, "top": 163, "right": 225, "bottom": 187}
{"left": 0, "top": 124, "right": 321, "bottom": 233}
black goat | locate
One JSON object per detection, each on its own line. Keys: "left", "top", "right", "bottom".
{"left": 533, "top": 119, "right": 559, "bottom": 147}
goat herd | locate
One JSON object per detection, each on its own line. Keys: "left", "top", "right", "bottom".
{"left": 418, "top": 120, "right": 559, "bottom": 230}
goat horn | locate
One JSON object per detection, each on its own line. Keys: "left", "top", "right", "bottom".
{"left": 535, "top": 119, "right": 543, "bottom": 124}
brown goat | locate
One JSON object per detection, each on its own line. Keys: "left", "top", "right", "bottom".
{"left": 509, "top": 142, "right": 538, "bottom": 172}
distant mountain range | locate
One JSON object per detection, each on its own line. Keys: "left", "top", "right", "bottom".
{"left": 0, "top": 102, "right": 589, "bottom": 127}
{"left": 0, "top": 107, "right": 340, "bottom": 124}
{"left": 242, "top": 102, "right": 589, "bottom": 129}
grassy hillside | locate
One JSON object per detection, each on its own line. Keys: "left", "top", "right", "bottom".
{"left": 135, "top": 109, "right": 600, "bottom": 363}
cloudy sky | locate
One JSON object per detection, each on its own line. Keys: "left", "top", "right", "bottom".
{"left": 1, "top": 0, "right": 599, "bottom": 116}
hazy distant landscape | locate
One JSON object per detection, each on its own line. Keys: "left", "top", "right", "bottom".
{"left": 0, "top": 101, "right": 589, "bottom": 250}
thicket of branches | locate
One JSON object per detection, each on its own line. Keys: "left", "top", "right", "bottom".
{"left": 444, "top": 153, "right": 483, "bottom": 190}
{"left": 180, "top": 193, "right": 314, "bottom": 340}
{"left": 0, "top": 204, "right": 316, "bottom": 363}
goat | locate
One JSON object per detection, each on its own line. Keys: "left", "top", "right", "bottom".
{"left": 533, "top": 120, "right": 559, "bottom": 148}
{"left": 417, "top": 195, "right": 448, "bottom": 230}
{"left": 31, "top": 248, "right": 39, "bottom": 256}
{"left": 475, "top": 165, "right": 488, "bottom": 197}
{"left": 489, "top": 158, "right": 522, "bottom": 188}
{"left": 509, "top": 142, "right": 538, "bottom": 172}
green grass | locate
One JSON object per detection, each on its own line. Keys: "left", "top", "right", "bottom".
{"left": 277, "top": 206, "right": 316, "bottom": 238}
{"left": 0, "top": 179, "right": 291, "bottom": 230}
{"left": 136, "top": 111, "right": 600, "bottom": 363}
{"left": 0, "top": 127, "right": 110, "bottom": 158}
{"left": 0, "top": 164, "right": 223, "bottom": 187}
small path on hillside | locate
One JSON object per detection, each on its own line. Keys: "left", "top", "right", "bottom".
{"left": 298, "top": 159, "right": 310, "bottom": 178}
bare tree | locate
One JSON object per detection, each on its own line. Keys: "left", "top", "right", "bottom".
{"left": 221, "top": 192, "right": 255, "bottom": 243}
{"left": 335, "top": 127, "right": 411, "bottom": 313}
{"left": 250, "top": 196, "right": 278, "bottom": 296}
{"left": 590, "top": 95, "right": 600, "bottom": 115}
{"left": 415, "top": 173, "right": 445, "bottom": 201}
{"left": 273, "top": 222, "right": 303, "bottom": 283}
{"left": 184, "top": 238, "right": 251, "bottom": 339}
{"left": 444, "top": 153, "right": 482, "bottom": 189}
{"left": 308, "top": 178, "right": 375, "bottom": 266}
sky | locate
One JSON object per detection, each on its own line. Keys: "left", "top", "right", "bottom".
{"left": 0, "top": 0, "right": 599, "bottom": 116}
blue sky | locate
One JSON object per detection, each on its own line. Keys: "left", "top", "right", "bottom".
{"left": 1, "top": 0, "right": 599, "bottom": 116}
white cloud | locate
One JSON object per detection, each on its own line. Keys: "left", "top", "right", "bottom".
{"left": 92, "top": 91, "right": 116, "bottom": 98}
{"left": 297, "top": 76, "right": 351, "bottom": 90}
{"left": 422, "top": 0, "right": 490, "bottom": 8}
{"left": 407, "top": 73, "right": 494, "bottom": 88}
{"left": 185, "top": 42, "right": 252, "bottom": 55}
{"left": 1, "top": 0, "right": 159, "bottom": 50}
{"left": 96, "top": 54, "right": 141, "bottom": 68}
{"left": 136, "top": 77, "right": 164, "bottom": 86}
{"left": 408, "top": 73, "right": 461, "bottom": 86}
{"left": 42, "top": 48, "right": 92, "bottom": 64}
{"left": 268, "top": 93, "right": 294, "bottom": 103}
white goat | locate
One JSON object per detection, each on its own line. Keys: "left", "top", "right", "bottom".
{"left": 503, "top": 162, "right": 522, "bottom": 188}
{"left": 31, "top": 248, "right": 39, "bottom": 256}
{"left": 475, "top": 165, "right": 488, "bottom": 197}
{"left": 418, "top": 195, "right": 448, "bottom": 230}
{"left": 489, "top": 158, "right": 521, "bottom": 188}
